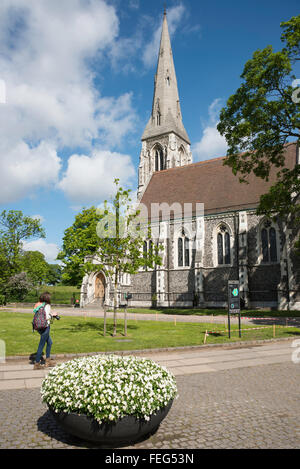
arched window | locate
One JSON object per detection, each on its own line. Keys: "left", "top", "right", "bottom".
{"left": 184, "top": 237, "right": 190, "bottom": 267}
{"left": 178, "top": 238, "right": 183, "bottom": 267}
{"left": 261, "top": 222, "right": 277, "bottom": 263}
{"left": 143, "top": 240, "right": 155, "bottom": 270}
{"left": 149, "top": 240, "right": 153, "bottom": 257}
{"left": 154, "top": 147, "right": 164, "bottom": 171}
{"left": 160, "top": 150, "right": 164, "bottom": 171}
{"left": 143, "top": 241, "right": 148, "bottom": 269}
{"left": 217, "top": 233, "right": 223, "bottom": 265}
{"left": 217, "top": 225, "right": 231, "bottom": 265}
{"left": 177, "top": 233, "right": 190, "bottom": 267}
{"left": 178, "top": 147, "right": 185, "bottom": 166}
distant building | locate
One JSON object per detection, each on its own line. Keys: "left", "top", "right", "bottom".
{"left": 81, "top": 11, "right": 300, "bottom": 311}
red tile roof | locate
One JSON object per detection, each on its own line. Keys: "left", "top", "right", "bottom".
{"left": 140, "top": 143, "right": 297, "bottom": 219}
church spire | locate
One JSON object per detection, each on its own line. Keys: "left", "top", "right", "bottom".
{"left": 137, "top": 9, "right": 192, "bottom": 200}
{"left": 142, "top": 9, "right": 190, "bottom": 144}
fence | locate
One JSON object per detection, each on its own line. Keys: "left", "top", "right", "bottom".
{"left": 105, "top": 289, "right": 300, "bottom": 309}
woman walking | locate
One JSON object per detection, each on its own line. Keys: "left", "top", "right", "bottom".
{"left": 33, "top": 292, "right": 57, "bottom": 370}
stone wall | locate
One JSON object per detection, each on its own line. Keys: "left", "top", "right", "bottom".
{"left": 81, "top": 210, "right": 300, "bottom": 310}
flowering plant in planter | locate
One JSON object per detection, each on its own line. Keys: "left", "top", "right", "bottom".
{"left": 41, "top": 355, "right": 178, "bottom": 424}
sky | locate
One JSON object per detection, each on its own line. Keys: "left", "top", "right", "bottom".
{"left": 0, "top": 0, "right": 298, "bottom": 264}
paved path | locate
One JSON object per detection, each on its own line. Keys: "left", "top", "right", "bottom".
{"left": 0, "top": 340, "right": 296, "bottom": 390}
{"left": 0, "top": 340, "right": 299, "bottom": 449}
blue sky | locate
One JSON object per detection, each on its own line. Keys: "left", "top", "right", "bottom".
{"left": 0, "top": 0, "right": 298, "bottom": 263}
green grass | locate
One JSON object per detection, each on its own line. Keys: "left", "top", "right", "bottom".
{"left": 127, "top": 308, "right": 300, "bottom": 318}
{"left": 22, "top": 285, "right": 81, "bottom": 305}
{"left": 1, "top": 311, "right": 299, "bottom": 357}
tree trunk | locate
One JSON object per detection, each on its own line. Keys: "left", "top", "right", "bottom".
{"left": 103, "top": 304, "right": 107, "bottom": 337}
{"left": 113, "top": 269, "right": 118, "bottom": 336}
{"left": 124, "top": 305, "right": 127, "bottom": 336}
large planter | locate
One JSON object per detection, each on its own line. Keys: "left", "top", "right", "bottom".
{"left": 41, "top": 355, "right": 177, "bottom": 446}
{"left": 49, "top": 399, "right": 173, "bottom": 445}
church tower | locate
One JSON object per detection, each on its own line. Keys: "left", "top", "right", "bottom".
{"left": 137, "top": 9, "right": 192, "bottom": 200}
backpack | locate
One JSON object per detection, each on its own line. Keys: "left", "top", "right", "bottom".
{"left": 32, "top": 302, "right": 48, "bottom": 331}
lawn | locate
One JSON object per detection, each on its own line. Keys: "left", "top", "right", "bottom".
{"left": 23, "top": 285, "right": 81, "bottom": 305}
{"left": 127, "top": 308, "right": 300, "bottom": 318}
{"left": 1, "top": 311, "right": 299, "bottom": 357}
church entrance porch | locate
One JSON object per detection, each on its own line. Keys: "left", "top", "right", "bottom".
{"left": 94, "top": 272, "right": 106, "bottom": 307}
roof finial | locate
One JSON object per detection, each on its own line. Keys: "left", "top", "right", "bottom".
{"left": 164, "top": 3, "right": 167, "bottom": 16}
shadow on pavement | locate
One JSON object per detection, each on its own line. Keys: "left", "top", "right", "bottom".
{"left": 37, "top": 410, "right": 156, "bottom": 449}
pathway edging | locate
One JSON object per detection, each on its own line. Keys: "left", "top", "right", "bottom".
{"left": 4, "top": 336, "right": 296, "bottom": 362}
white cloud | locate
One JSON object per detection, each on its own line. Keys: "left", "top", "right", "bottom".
{"left": 31, "top": 214, "right": 45, "bottom": 223}
{"left": 193, "top": 99, "right": 228, "bottom": 161}
{"left": 0, "top": 141, "right": 61, "bottom": 204}
{"left": 22, "top": 239, "right": 60, "bottom": 264}
{"left": 58, "top": 149, "right": 136, "bottom": 204}
{"left": 0, "top": 0, "right": 138, "bottom": 203}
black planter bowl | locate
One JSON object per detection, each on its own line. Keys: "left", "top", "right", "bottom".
{"left": 48, "top": 399, "right": 173, "bottom": 445}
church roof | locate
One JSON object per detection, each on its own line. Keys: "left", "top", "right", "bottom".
{"left": 140, "top": 143, "right": 298, "bottom": 218}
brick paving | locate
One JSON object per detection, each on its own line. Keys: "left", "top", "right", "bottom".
{"left": 1, "top": 360, "right": 299, "bottom": 449}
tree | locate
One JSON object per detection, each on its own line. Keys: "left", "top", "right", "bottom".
{"left": 217, "top": 15, "right": 300, "bottom": 248}
{"left": 57, "top": 207, "right": 104, "bottom": 286}
{"left": 6, "top": 272, "right": 34, "bottom": 302}
{"left": 0, "top": 210, "right": 45, "bottom": 289}
{"left": 20, "top": 250, "right": 50, "bottom": 286}
{"left": 47, "top": 264, "right": 62, "bottom": 286}
{"left": 89, "top": 179, "right": 162, "bottom": 336}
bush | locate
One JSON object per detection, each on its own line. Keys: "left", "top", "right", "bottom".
{"left": 6, "top": 272, "right": 33, "bottom": 302}
{"left": 41, "top": 355, "right": 178, "bottom": 423}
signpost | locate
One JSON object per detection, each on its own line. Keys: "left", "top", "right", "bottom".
{"left": 228, "top": 280, "right": 241, "bottom": 338}
{"left": 120, "top": 293, "right": 132, "bottom": 337}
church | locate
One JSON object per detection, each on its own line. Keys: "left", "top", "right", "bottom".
{"left": 81, "top": 11, "right": 300, "bottom": 311}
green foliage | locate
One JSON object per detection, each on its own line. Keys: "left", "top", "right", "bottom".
{"left": 90, "top": 179, "right": 163, "bottom": 335}
{"left": 0, "top": 210, "right": 46, "bottom": 295}
{"left": 5, "top": 272, "right": 34, "bottom": 301}
{"left": 93, "top": 180, "right": 162, "bottom": 278}
{"left": 47, "top": 264, "right": 62, "bottom": 286}
{"left": 280, "top": 15, "right": 300, "bottom": 59}
{"left": 20, "top": 250, "right": 50, "bottom": 286}
{"left": 217, "top": 14, "right": 300, "bottom": 249}
{"left": 57, "top": 207, "right": 104, "bottom": 286}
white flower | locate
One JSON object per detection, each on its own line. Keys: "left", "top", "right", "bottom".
{"left": 41, "top": 355, "right": 177, "bottom": 423}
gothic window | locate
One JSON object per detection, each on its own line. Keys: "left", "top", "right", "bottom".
{"left": 217, "top": 225, "right": 231, "bottom": 265}
{"left": 261, "top": 222, "right": 277, "bottom": 263}
{"left": 217, "top": 233, "right": 223, "bottom": 265}
{"left": 178, "top": 238, "right": 183, "bottom": 267}
{"left": 155, "top": 151, "right": 159, "bottom": 171}
{"left": 160, "top": 151, "right": 164, "bottom": 171}
{"left": 184, "top": 237, "right": 190, "bottom": 267}
{"left": 177, "top": 232, "right": 190, "bottom": 267}
{"left": 155, "top": 147, "right": 164, "bottom": 171}
{"left": 143, "top": 240, "right": 148, "bottom": 270}
{"left": 178, "top": 147, "right": 185, "bottom": 165}
{"left": 149, "top": 240, "right": 153, "bottom": 257}
{"left": 143, "top": 240, "right": 155, "bottom": 270}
